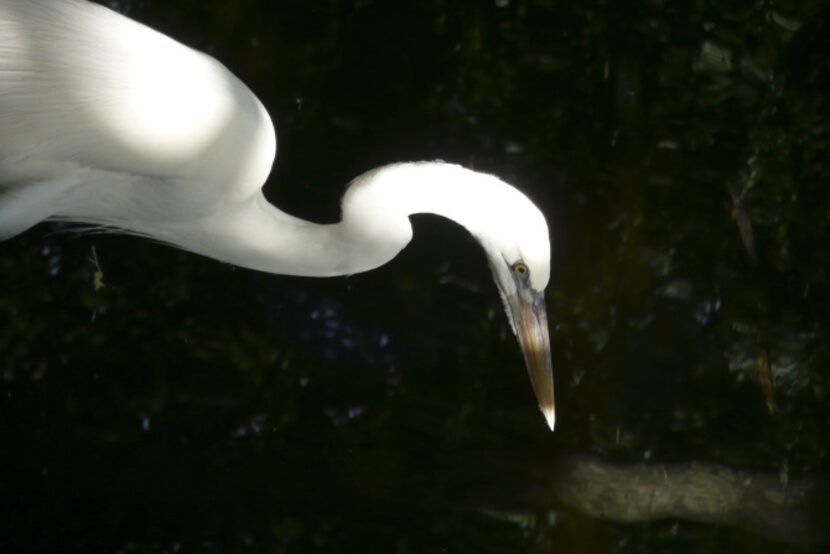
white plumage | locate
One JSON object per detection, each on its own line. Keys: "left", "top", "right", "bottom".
{"left": 0, "top": 0, "right": 556, "bottom": 429}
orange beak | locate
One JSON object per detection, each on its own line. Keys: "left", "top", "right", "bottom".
{"left": 508, "top": 290, "right": 555, "bottom": 430}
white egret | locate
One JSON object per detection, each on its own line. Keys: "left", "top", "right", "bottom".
{"left": 0, "top": 0, "right": 556, "bottom": 429}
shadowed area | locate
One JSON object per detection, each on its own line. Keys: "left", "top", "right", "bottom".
{"left": 1, "top": 0, "right": 829, "bottom": 552}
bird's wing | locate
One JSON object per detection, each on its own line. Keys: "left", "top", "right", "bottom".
{"left": 0, "top": 0, "right": 275, "bottom": 206}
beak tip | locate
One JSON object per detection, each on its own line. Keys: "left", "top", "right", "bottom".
{"left": 542, "top": 407, "right": 556, "bottom": 431}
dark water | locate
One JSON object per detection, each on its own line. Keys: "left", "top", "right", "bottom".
{"left": 2, "top": 0, "right": 829, "bottom": 552}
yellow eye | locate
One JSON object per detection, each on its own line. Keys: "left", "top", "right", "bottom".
{"left": 513, "top": 262, "right": 529, "bottom": 276}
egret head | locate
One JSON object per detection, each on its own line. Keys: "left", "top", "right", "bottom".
{"left": 474, "top": 184, "right": 555, "bottom": 431}
{"left": 342, "top": 162, "right": 555, "bottom": 429}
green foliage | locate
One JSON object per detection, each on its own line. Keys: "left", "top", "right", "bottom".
{"left": 2, "top": 0, "right": 828, "bottom": 552}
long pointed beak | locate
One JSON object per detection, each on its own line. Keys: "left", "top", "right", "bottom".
{"left": 509, "top": 290, "right": 555, "bottom": 430}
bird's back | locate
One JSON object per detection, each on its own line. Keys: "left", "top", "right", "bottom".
{"left": 0, "top": 0, "right": 275, "bottom": 236}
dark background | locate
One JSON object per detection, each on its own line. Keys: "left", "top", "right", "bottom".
{"left": 2, "top": 0, "right": 829, "bottom": 552}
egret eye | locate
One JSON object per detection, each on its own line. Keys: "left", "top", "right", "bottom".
{"left": 512, "top": 262, "right": 529, "bottom": 276}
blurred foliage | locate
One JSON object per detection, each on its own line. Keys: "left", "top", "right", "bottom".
{"left": 2, "top": 0, "right": 829, "bottom": 552}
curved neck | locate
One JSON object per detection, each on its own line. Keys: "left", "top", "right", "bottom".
{"left": 167, "top": 162, "right": 509, "bottom": 277}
